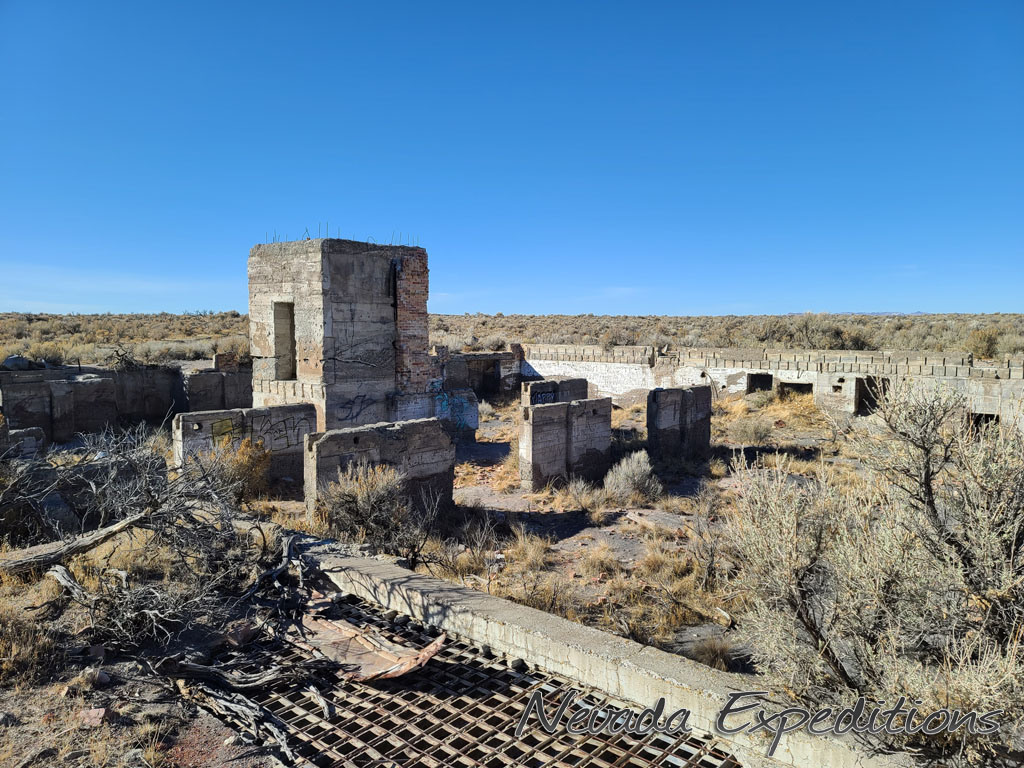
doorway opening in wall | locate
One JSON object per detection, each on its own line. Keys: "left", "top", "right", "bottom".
{"left": 855, "top": 376, "right": 888, "bottom": 415}
{"left": 273, "top": 301, "right": 297, "bottom": 381}
{"left": 746, "top": 373, "right": 774, "bottom": 393}
{"left": 970, "top": 412, "right": 1000, "bottom": 436}
{"left": 778, "top": 381, "right": 813, "bottom": 399}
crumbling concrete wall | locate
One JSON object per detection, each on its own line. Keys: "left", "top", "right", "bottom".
{"left": 184, "top": 369, "right": 252, "bottom": 412}
{"left": 566, "top": 398, "right": 613, "bottom": 481}
{"left": 520, "top": 377, "right": 589, "bottom": 406}
{"left": 523, "top": 345, "right": 1024, "bottom": 432}
{"left": 440, "top": 349, "right": 523, "bottom": 399}
{"left": 519, "top": 397, "right": 612, "bottom": 490}
{"left": 0, "top": 366, "right": 189, "bottom": 443}
{"left": 303, "top": 418, "right": 455, "bottom": 514}
{"left": 0, "top": 415, "right": 44, "bottom": 458}
{"left": 172, "top": 403, "right": 316, "bottom": 481}
{"left": 646, "top": 386, "right": 712, "bottom": 461}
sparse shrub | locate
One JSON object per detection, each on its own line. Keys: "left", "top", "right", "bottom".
{"left": 966, "top": 327, "right": 1000, "bottom": 359}
{"left": 477, "top": 400, "right": 496, "bottom": 420}
{"left": 205, "top": 437, "right": 270, "bottom": 502}
{"left": 684, "top": 635, "right": 739, "bottom": 672}
{"left": 745, "top": 390, "right": 775, "bottom": 409}
{"left": 556, "top": 477, "right": 611, "bottom": 524}
{"left": 603, "top": 451, "right": 663, "bottom": 505}
{"left": 316, "top": 462, "right": 408, "bottom": 547}
{"left": 727, "top": 383, "right": 1024, "bottom": 763}
{"left": 729, "top": 416, "right": 773, "bottom": 445}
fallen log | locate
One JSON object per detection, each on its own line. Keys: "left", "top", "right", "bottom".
{"left": 0, "top": 512, "right": 146, "bottom": 576}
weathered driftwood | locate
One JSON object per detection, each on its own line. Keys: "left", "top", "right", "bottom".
{"left": 176, "top": 680, "right": 299, "bottom": 764}
{"left": 0, "top": 512, "right": 146, "bottom": 576}
{"left": 152, "top": 654, "right": 335, "bottom": 691}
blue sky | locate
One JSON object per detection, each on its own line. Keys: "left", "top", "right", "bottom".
{"left": 1, "top": 2, "right": 1021, "bottom": 315}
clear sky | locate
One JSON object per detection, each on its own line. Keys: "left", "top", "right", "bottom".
{"left": 1, "top": 2, "right": 1021, "bottom": 315}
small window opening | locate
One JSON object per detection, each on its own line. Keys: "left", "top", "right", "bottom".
{"left": 273, "top": 302, "right": 297, "bottom": 380}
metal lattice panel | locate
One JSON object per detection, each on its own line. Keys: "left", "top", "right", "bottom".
{"left": 209, "top": 596, "right": 742, "bottom": 768}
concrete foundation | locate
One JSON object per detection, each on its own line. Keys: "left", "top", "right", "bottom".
{"left": 303, "top": 417, "right": 456, "bottom": 514}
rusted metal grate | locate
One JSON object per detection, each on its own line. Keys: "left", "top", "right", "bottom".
{"left": 207, "top": 596, "right": 742, "bottom": 768}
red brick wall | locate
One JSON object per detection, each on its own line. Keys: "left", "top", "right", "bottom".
{"left": 394, "top": 249, "right": 438, "bottom": 392}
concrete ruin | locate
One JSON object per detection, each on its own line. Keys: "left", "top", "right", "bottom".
{"left": 0, "top": 359, "right": 251, "bottom": 447}
{"left": 171, "top": 403, "right": 316, "bottom": 481}
{"left": 0, "top": 414, "right": 44, "bottom": 458}
{"left": 435, "top": 346, "right": 522, "bottom": 400}
{"left": 646, "top": 385, "right": 713, "bottom": 460}
{"left": 304, "top": 417, "right": 456, "bottom": 513}
{"left": 248, "top": 239, "right": 476, "bottom": 435}
{"left": 519, "top": 396, "right": 613, "bottom": 490}
{"left": 520, "top": 377, "right": 589, "bottom": 406}
{"left": 521, "top": 344, "right": 1024, "bottom": 428}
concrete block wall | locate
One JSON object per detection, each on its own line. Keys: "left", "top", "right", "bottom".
{"left": 680, "top": 385, "right": 712, "bottom": 457}
{"left": 519, "top": 398, "right": 612, "bottom": 490}
{"left": 523, "top": 345, "right": 1024, "bottom": 430}
{"left": 0, "top": 366, "right": 198, "bottom": 444}
{"left": 519, "top": 402, "right": 568, "bottom": 490}
{"left": 172, "top": 403, "right": 316, "bottom": 481}
{"left": 184, "top": 369, "right": 252, "bottom": 412}
{"left": 303, "top": 417, "right": 455, "bottom": 513}
{"left": 647, "top": 386, "right": 712, "bottom": 460}
{"left": 520, "top": 377, "right": 588, "bottom": 406}
{"left": 566, "top": 398, "right": 613, "bottom": 481}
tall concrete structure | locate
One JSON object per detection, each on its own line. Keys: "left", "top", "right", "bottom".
{"left": 249, "top": 239, "right": 443, "bottom": 431}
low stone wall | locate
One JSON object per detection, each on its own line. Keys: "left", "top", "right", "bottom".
{"left": 519, "top": 397, "right": 612, "bottom": 490}
{"left": 172, "top": 403, "right": 316, "bottom": 481}
{"left": 303, "top": 417, "right": 456, "bottom": 514}
{"left": 647, "top": 385, "right": 712, "bottom": 460}
{"left": 0, "top": 370, "right": 168, "bottom": 443}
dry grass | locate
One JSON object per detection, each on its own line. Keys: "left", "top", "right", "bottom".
{"left": 429, "top": 311, "right": 1024, "bottom": 357}
{"left": 196, "top": 437, "right": 270, "bottom": 502}
{"left": 504, "top": 525, "right": 552, "bottom": 572}
{"left": 552, "top": 477, "right": 613, "bottom": 524}
{"left": 0, "top": 311, "right": 247, "bottom": 366}
{"left": 491, "top": 439, "right": 521, "bottom": 494}
{"left": 578, "top": 542, "right": 622, "bottom": 577}
{"left": 0, "top": 603, "right": 61, "bottom": 687}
